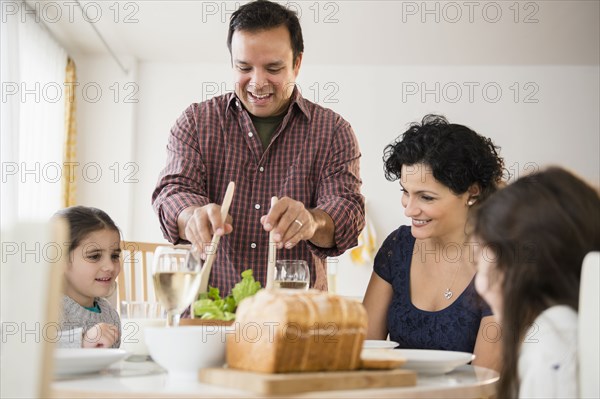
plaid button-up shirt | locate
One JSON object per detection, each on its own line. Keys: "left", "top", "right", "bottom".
{"left": 152, "top": 88, "right": 365, "bottom": 295}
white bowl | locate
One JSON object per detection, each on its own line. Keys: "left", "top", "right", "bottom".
{"left": 145, "top": 326, "right": 230, "bottom": 379}
{"left": 54, "top": 348, "right": 129, "bottom": 376}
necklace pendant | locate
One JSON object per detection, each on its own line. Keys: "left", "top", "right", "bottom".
{"left": 444, "top": 288, "right": 453, "bottom": 300}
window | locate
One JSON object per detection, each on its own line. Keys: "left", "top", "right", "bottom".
{"left": 1, "top": 8, "right": 67, "bottom": 227}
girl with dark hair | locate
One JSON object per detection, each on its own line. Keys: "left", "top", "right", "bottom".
{"left": 363, "top": 115, "right": 504, "bottom": 371}
{"left": 472, "top": 167, "right": 600, "bottom": 398}
{"left": 54, "top": 206, "right": 122, "bottom": 348}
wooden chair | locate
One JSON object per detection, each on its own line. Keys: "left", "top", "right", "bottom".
{"left": 579, "top": 251, "right": 600, "bottom": 398}
{"left": 110, "top": 241, "right": 192, "bottom": 308}
{"left": 115, "top": 241, "right": 164, "bottom": 305}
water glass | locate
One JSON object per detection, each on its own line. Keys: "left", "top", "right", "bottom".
{"left": 273, "top": 260, "right": 310, "bottom": 290}
{"left": 120, "top": 301, "right": 166, "bottom": 361}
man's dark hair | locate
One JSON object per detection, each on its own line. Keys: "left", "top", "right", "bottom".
{"left": 227, "top": 0, "right": 304, "bottom": 64}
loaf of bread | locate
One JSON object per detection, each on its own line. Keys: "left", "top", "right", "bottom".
{"left": 226, "top": 289, "right": 367, "bottom": 373}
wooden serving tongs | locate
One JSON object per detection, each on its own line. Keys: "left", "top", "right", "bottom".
{"left": 265, "top": 196, "right": 278, "bottom": 290}
{"left": 192, "top": 181, "right": 236, "bottom": 301}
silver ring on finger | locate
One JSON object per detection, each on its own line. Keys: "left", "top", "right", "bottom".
{"left": 293, "top": 219, "right": 303, "bottom": 228}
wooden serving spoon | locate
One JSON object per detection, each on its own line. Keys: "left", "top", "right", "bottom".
{"left": 196, "top": 181, "right": 235, "bottom": 295}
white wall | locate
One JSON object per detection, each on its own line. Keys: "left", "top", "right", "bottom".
{"left": 71, "top": 2, "right": 600, "bottom": 298}
{"left": 73, "top": 56, "right": 138, "bottom": 240}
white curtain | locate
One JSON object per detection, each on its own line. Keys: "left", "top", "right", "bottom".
{"left": 1, "top": 6, "right": 67, "bottom": 228}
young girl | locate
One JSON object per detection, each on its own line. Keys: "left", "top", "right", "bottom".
{"left": 55, "top": 206, "right": 122, "bottom": 348}
{"left": 472, "top": 167, "right": 600, "bottom": 398}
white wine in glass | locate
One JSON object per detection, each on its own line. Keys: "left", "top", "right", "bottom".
{"left": 152, "top": 247, "right": 201, "bottom": 327}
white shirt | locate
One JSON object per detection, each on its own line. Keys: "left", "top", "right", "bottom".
{"left": 518, "top": 305, "right": 578, "bottom": 398}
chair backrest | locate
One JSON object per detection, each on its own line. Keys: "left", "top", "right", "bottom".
{"left": 578, "top": 251, "right": 600, "bottom": 398}
{"left": 1, "top": 219, "right": 68, "bottom": 398}
{"left": 115, "top": 241, "right": 163, "bottom": 305}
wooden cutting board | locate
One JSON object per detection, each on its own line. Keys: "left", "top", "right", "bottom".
{"left": 199, "top": 367, "right": 417, "bottom": 395}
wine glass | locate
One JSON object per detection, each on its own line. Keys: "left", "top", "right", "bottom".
{"left": 152, "top": 246, "right": 201, "bottom": 327}
{"left": 273, "top": 260, "right": 310, "bottom": 290}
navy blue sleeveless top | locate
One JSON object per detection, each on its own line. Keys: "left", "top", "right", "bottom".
{"left": 374, "top": 226, "right": 492, "bottom": 353}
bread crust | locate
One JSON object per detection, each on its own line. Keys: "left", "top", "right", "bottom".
{"left": 226, "top": 289, "right": 367, "bottom": 373}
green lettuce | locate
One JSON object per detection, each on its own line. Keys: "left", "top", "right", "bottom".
{"left": 193, "top": 269, "right": 261, "bottom": 320}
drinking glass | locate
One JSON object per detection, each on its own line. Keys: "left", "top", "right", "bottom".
{"left": 120, "top": 301, "right": 166, "bottom": 360}
{"left": 273, "top": 260, "right": 310, "bottom": 290}
{"left": 151, "top": 246, "right": 201, "bottom": 327}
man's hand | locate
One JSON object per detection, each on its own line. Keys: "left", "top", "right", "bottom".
{"left": 260, "top": 197, "right": 335, "bottom": 249}
{"left": 178, "top": 205, "right": 233, "bottom": 259}
{"left": 82, "top": 323, "right": 119, "bottom": 348}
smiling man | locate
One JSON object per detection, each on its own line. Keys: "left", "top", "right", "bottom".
{"left": 152, "top": 0, "right": 365, "bottom": 296}
{"left": 231, "top": 24, "right": 300, "bottom": 118}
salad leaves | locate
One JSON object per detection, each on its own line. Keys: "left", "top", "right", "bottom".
{"left": 193, "top": 269, "right": 261, "bottom": 321}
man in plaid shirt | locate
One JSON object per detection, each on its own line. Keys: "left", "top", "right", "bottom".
{"left": 152, "top": 0, "right": 365, "bottom": 295}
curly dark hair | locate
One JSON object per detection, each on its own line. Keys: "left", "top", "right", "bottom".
{"left": 227, "top": 0, "right": 304, "bottom": 65}
{"left": 383, "top": 114, "right": 504, "bottom": 201}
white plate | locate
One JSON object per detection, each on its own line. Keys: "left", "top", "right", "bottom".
{"left": 54, "top": 348, "right": 129, "bottom": 376}
{"left": 362, "top": 340, "right": 399, "bottom": 349}
{"left": 395, "top": 349, "right": 475, "bottom": 374}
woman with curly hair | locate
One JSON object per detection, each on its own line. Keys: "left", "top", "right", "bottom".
{"left": 363, "top": 115, "right": 504, "bottom": 371}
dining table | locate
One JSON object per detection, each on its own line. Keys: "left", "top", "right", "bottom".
{"left": 51, "top": 359, "right": 499, "bottom": 398}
